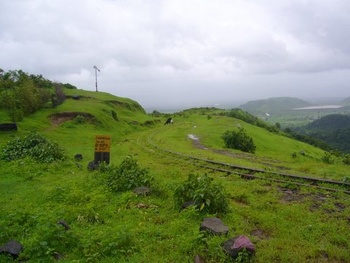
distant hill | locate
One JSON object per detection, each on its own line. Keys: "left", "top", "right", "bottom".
{"left": 240, "top": 97, "right": 311, "bottom": 114}
{"left": 340, "top": 97, "right": 350, "bottom": 106}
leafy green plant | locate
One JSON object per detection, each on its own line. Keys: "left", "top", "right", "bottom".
{"left": 342, "top": 154, "right": 350, "bottom": 165}
{"left": 321, "top": 151, "right": 335, "bottom": 164}
{"left": 27, "top": 223, "right": 78, "bottom": 261}
{"left": 222, "top": 128, "right": 256, "bottom": 153}
{"left": 73, "top": 114, "right": 86, "bottom": 124}
{"left": 101, "top": 229, "right": 137, "bottom": 258}
{"left": 80, "top": 228, "right": 137, "bottom": 262}
{"left": 174, "top": 174, "right": 229, "bottom": 214}
{"left": 1, "top": 132, "right": 66, "bottom": 163}
{"left": 0, "top": 69, "right": 51, "bottom": 121}
{"left": 104, "top": 155, "right": 153, "bottom": 192}
{"left": 235, "top": 248, "right": 254, "bottom": 263}
{"left": 342, "top": 176, "right": 350, "bottom": 183}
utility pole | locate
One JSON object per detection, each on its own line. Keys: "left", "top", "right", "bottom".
{"left": 93, "top": 65, "right": 100, "bottom": 92}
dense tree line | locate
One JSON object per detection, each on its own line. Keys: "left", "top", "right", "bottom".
{"left": 0, "top": 69, "right": 76, "bottom": 121}
{"left": 221, "top": 108, "right": 280, "bottom": 133}
{"left": 291, "top": 114, "right": 350, "bottom": 153}
{"left": 283, "top": 128, "right": 333, "bottom": 152}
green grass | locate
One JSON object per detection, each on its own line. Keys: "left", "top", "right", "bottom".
{"left": 1, "top": 92, "right": 350, "bottom": 262}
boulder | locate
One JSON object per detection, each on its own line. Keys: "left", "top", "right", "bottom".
{"left": 181, "top": 200, "right": 198, "bottom": 210}
{"left": 134, "top": 186, "right": 151, "bottom": 196}
{"left": 57, "top": 219, "right": 70, "bottom": 231}
{"left": 74, "top": 154, "right": 83, "bottom": 161}
{"left": 222, "top": 235, "right": 255, "bottom": 259}
{"left": 0, "top": 240, "right": 23, "bottom": 259}
{"left": 87, "top": 160, "right": 98, "bottom": 171}
{"left": 194, "top": 254, "right": 205, "bottom": 263}
{"left": 200, "top": 217, "right": 229, "bottom": 236}
{"left": 0, "top": 123, "right": 17, "bottom": 131}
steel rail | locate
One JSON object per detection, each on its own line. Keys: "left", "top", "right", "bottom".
{"left": 143, "top": 129, "right": 350, "bottom": 194}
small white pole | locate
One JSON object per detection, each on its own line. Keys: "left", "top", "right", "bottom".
{"left": 93, "top": 65, "right": 100, "bottom": 92}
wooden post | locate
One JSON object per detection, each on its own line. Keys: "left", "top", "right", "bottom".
{"left": 94, "top": 135, "right": 111, "bottom": 164}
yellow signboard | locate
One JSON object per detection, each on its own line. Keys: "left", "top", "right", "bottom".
{"left": 95, "top": 135, "right": 111, "bottom": 153}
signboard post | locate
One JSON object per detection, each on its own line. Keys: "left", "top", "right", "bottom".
{"left": 94, "top": 135, "right": 111, "bottom": 164}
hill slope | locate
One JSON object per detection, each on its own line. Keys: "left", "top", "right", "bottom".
{"left": 0, "top": 88, "right": 161, "bottom": 160}
{"left": 1, "top": 93, "right": 350, "bottom": 262}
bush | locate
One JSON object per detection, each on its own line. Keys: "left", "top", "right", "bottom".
{"left": 222, "top": 128, "right": 256, "bottom": 153}
{"left": 0, "top": 70, "right": 51, "bottom": 121}
{"left": 73, "top": 115, "right": 86, "bottom": 124}
{"left": 174, "top": 174, "right": 229, "bottom": 214}
{"left": 342, "top": 154, "right": 350, "bottom": 165}
{"left": 321, "top": 152, "right": 335, "bottom": 164}
{"left": 27, "top": 223, "right": 78, "bottom": 261}
{"left": 1, "top": 132, "right": 66, "bottom": 163}
{"left": 104, "top": 155, "right": 153, "bottom": 192}
{"left": 111, "top": 110, "right": 118, "bottom": 121}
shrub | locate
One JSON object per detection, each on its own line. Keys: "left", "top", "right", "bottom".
{"left": 321, "top": 152, "right": 335, "bottom": 164}
{"left": 0, "top": 70, "right": 51, "bottom": 121}
{"left": 174, "top": 174, "right": 229, "bottom": 214}
{"left": 27, "top": 223, "right": 78, "bottom": 261}
{"left": 342, "top": 176, "right": 350, "bottom": 183}
{"left": 222, "top": 128, "right": 256, "bottom": 153}
{"left": 111, "top": 110, "right": 118, "bottom": 121}
{"left": 73, "top": 115, "right": 86, "bottom": 124}
{"left": 104, "top": 155, "right": 153, "bottom": 192}
{"left": 342, "top": 154, "right": 350, "bottom": 165}
{"left": 1, "top": 132, "right": 66, "bottom": 163}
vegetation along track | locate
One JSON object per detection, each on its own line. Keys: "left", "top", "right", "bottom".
{"left": 138, "top": 128, "right": 350, "bottom": 195}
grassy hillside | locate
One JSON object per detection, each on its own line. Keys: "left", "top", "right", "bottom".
{"left": 1, "top": 92, "right": 350, "bottom": 262}
{"left": 0, "top": 89, "right": 159, "bottom": 161}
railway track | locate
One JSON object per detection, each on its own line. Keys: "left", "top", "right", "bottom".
{"left": 139, "top": 129, "right": 350, "bottom": 195}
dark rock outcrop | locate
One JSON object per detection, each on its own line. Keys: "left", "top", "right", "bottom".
{"left": 200, "top": 217, "right": 229, "bottom": 236}
{"left": 0, "top": 240, "right": 23, "bottom": 259}
{"left": 134, "top": 186, "right": 151, "bottom": 196}
{"left": 222, "top": 235, "right": 255, "bottom": 260}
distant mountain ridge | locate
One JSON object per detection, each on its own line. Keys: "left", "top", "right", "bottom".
{"left": 240, "top": 97, "right": 311, "bottom": 114}
{"left": 340, "top": 97, "right": 350, "bottom": 106}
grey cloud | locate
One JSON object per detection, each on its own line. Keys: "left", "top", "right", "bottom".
{"left": 1, "top": 0, "right": 350, "bottom": 109}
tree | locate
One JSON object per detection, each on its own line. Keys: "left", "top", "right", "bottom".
{"left": 222, "top": 128, "right": 256, "bottom": 153}
{"left": 0, "top": 69, "right": 51, "bottom": 121}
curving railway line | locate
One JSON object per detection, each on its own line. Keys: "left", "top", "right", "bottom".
{"left": 137, "top": 129, "right": 350, "bottom": 195}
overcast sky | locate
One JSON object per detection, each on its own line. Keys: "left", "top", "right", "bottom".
{"left": 1, "top": 0, "right": 350, "bottom": 109}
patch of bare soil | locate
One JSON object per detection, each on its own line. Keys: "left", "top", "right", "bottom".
{"left": 278, "top": 187, "right": 311, "bottom": 202}
{"left": 49, "top": 112, "right": 96, "bottom": 126}
{"left": 278, "top": 187, "right": 348, "bottom": 217}
{"left": 251, "top": 229, "right": 270, "bottom": 240}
